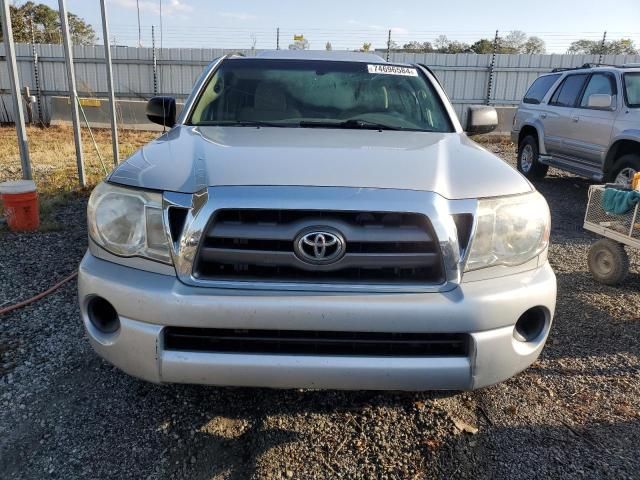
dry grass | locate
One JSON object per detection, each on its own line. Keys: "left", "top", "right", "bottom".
{"left": 0, "top": 125, "right": 157, "bottom": 195}
{"left": 0, "top": 126, "right": 157, "bottom": 231}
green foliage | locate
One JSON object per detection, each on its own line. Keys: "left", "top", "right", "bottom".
{"left": 402, "top": 41, "right": 433, "bottom": 52}
{"left": 0, "top": 1, "right": 96, "bottom": 45}
{"left": 568, "top": 38, "right": 638, "bottom": 55}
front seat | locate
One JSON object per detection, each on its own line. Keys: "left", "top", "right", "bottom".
{"left": 239, "top": 82, "right": 299, "bottom": 121}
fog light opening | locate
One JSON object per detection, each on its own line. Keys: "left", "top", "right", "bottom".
{"left": 514, "top": 307, "right": 546, "bottom": 343}
{"left": 87, "top": 297, "right": 120, "bottom": 334}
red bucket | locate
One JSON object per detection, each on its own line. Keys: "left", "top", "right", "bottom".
{"left": 0, "top": 180, "right": 39, "bottom": 232}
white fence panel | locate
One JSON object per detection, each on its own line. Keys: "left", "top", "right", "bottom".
{"left": 1, "top": 44, "right": 640, "bottom": 125}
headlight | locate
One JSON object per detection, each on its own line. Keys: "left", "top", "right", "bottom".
{"left": 465, "top": 191, "right": 550, "bottom": 271}
{"left": 87, "top": 182, "right": 171, "bottom": 264}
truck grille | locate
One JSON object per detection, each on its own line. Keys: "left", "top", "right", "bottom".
{"left": 164, "top": 328, "right": 469, "bottom": 357}
{"left": 193, "top": 209, "right": 444, "bottom": 285}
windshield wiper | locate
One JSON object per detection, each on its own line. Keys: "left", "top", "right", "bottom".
{"left": 299, "top": 119, "right": 417, "bottom": 131}
{"left": 194, "top": 120, "right": 294, "bottom": 128}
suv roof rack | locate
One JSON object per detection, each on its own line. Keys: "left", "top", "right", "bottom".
{"left": 551, "top": 62, "right": 637, "bottom": 73}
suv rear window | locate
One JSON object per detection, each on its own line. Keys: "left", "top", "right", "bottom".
{"left": 624, "top": 73, "right": 640, "bottom": 107}
{"left": 549, "top": 74, "right": 589, "bottom": 107}
{"left": 523, "top": 74, "right": 561, "bottom": 104}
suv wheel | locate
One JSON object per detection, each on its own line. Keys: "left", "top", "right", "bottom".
{"left": 609, "top": 153, "right": 640, "bottom": 185}
{"left": 517, "top": 135, "right": 548, "bottom": 180}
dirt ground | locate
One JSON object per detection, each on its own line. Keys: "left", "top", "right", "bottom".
{"left": 0, "top": 131, "right": 639, "bottom": 479}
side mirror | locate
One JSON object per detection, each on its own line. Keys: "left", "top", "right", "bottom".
{"left": 146, "top": 96, "right": 176, "bottom": 127}
{"left": 466, "top": 105, "right": 498, "bottom": 136}
{"left": 587, "top": 93, "right": 613, "bottom": 109}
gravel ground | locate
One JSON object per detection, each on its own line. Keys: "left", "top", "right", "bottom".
{"left": 1, "top": 140, "right": 639, "bottom": 479}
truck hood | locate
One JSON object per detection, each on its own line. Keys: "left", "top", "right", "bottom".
{"left": 109, "top": 125, "right": 531, "bottom": 199}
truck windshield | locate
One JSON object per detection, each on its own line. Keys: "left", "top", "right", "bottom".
{"left": 624, "top": 73, "right": 640, "bottom": 108}
{"left": 187, "top": 58, "right": 453, "bottom": 132}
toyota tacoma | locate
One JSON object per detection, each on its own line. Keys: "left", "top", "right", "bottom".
{"left": 78, "top": 51, "right": 556, "bottom": 390}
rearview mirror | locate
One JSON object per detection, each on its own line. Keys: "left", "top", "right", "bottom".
{"left": 146, "top": 96, "right": 176, "bottom": 127}
{"left": 587, "top": 93, "right": 613, "bottom": 109}
{"left": 466, "top": 105, "right": 498, "bottom": 136}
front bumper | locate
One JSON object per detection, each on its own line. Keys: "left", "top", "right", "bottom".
{"left": 78, "top": 252, "right": 556, "bottom": 390}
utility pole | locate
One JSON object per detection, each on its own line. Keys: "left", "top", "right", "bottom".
{"left": 58, "top": 0, "right": 86, "bottom": 186}
{"left": 276, "top": 27, "right": 280, "bottom": 50}
{"left": 100, "top": 0, "right": 119, "bottom": 166}
{"left": 598, "top": 31, "right": 607, "bottom": 65}
{"left": 0, "top": 0, "right": 32, "bottom": 180}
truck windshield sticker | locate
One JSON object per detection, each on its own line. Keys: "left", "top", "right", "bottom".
{"left": 367, "top": 64, "right": 418, "bottom": 76}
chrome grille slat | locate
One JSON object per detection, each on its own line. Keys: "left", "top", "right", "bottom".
{"left": 208, "top": 219, "right": 433, "bottom": 243}
{"left": 199, "top": 248, "right": 439, "bottom": 272}
{"left": 194, "top": 209, "right": 444, "bottom": 285}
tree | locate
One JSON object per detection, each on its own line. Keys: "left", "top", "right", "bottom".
{"left": 522, "top": 36, "right": 546, "bottom": 54}
{"left": 249, "top": 32, "right": 257, "bottom": 50}
{"left": 325, "top": 41, "right": 332, "bottom": 51}
{"left": 359, "top": 42, "right": 372, "bottom": 52}
{"left": 470, "top": 32, "right": 545, "bottom": 54}
{"left": 501, "top": 30, "right": 527, "bottom": 53}
{"left": 434, "top": 35, "right": 450, "bottom": 51}
{"left": 568, "top": 38, "right": 637, "bottom": 55}
{"left": 0, "top": 1, "right": 96, "bottom": 45}
{"left": 445, "top": 40, "right": 471, "bottom": 53}
{"left": 402, "top": 41, "right": 434, "bottom": 52}
{"left": 470, "top": 38, "right": 495, "bottom": 54}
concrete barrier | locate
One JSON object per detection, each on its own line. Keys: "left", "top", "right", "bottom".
{"left": 50, "top": 96, "right": 518, "bottom": 135}
{"left": 50, "top": 96, "right": 184, "bottom": 131}
{"left": 493, "top": 106, "right": 517, "bottom": 134}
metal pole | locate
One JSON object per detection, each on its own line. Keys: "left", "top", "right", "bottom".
{"left": 152, "top": 26, "right": 157, "bottom": 95}
{"left": 386, "top": 29, "right": 391, "bottom": 61}
{"left": 58, "top": 0, "right": 86, "bottom": 186}
{"left": 276, "top": 27, "right": 280, "bottom": 50}
{"left": 30, "top": 15, "right": 43, "bottom": 125}
{"left": 136, "top": 0, "right": 142, "bottom": 46}
{"left": 0, "top": 0, "right": 32, "bottom": 180}
{"left": 598, "top": 31, "right": 607, "bottom": 66}
{"left": 100, "top": 0, "right": 119, "bottom": 166}
{"left": 485, "top": 29, "right": 499, "bottom": 105}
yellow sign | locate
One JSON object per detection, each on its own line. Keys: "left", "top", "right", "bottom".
{"left": 67, "top": 97, "right": 102, "bottom": 107}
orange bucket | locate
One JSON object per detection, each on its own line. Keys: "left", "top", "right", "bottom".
{"left": 0, "top": 180, "right": 39, "bottom": 232}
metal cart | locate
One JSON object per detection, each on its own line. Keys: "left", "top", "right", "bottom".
{"left": 583, "top": 185, "right": 640, "bottom": 285}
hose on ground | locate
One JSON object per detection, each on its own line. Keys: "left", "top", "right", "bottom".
{"left": 0, "top": 271, "right": 78, "bottom": 316}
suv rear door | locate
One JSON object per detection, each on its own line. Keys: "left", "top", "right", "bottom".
{"left": 565, "top": 72, "right": 617, "bottom": 167}
{"left": 542, "top": 73, "right": 590, "bottom": 156}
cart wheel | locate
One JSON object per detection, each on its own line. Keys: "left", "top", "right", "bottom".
{"left": 587, "top": 239, "right": 629, "bottom": 285}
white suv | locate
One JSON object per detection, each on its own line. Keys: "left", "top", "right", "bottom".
{"left": 512, "top": 64, "right": 640, "bottom": 184}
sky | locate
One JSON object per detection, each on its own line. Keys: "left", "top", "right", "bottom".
{"left": 33, "top": 0, "right": 640, "bottom": 52}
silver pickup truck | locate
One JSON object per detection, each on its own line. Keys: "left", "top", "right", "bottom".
{"left": 78, "top": 51, "right": 556, "bottom": 391}
{"left": 512, "top": 64, "right": 640, "bottom": 183}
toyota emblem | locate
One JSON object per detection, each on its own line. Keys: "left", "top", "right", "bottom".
{"left": 294, "top": 229, "right": 346, "bottom": 265}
